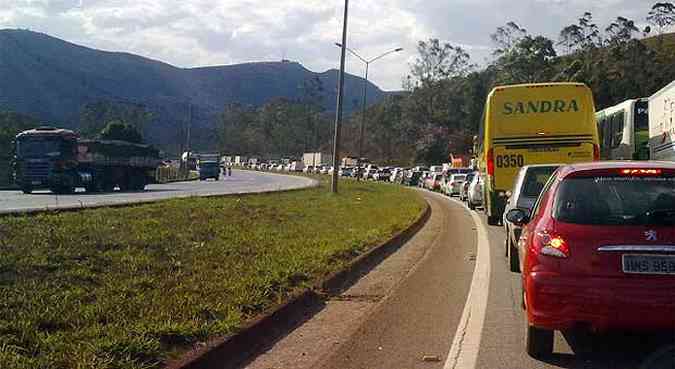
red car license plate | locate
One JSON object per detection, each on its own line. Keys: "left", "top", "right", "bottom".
{"left": 622, "top": 254, "right": 675, "bottom": 275}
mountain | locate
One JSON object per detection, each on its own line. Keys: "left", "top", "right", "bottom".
{"left": 0, "top": 29, "right": 386, "bottom": 150}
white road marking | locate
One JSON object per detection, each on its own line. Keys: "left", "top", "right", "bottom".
{"left": 443, "top": 197, "right": 491, "bottom": 369}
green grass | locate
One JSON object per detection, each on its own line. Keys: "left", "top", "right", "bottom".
{"left": 0, "top": 179, "right": 425, "bottom": 369}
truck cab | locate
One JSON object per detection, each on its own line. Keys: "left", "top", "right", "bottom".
{"left": 14, "top": 127, "right": 78, "bottom": 194}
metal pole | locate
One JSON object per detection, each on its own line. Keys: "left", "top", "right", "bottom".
{"left": 331, "top": 0, "right": 349, "bottom": 194}
{"left": 358, "top": 62, "right": 369, "bottom": 161}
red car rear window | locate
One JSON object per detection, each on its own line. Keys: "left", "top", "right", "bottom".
{"left": 554, "top": 174, "right": 675, "bottom": 225}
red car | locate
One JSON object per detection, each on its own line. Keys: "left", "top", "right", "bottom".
{"left": 506, "top": 161, "right": 675, "bottom": 358}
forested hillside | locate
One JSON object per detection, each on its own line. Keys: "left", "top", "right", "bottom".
{"left": 0, "top": 29, "right": 384, "bottom": 152}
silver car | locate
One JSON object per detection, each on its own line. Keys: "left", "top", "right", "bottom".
{"left": 503, "top": 164, "right": 561, "bottom": 272}
{"left": 467, "top": 172, "right": 483, "bottom": 210}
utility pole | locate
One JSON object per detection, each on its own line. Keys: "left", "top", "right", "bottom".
{"left": 331, "top": 0, "right": 349, "bottom": 194}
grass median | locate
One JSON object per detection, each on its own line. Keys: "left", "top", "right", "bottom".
{"left": 0, "top": 178, "right": 425, "bottom": 369}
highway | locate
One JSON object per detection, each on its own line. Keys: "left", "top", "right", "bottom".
{"left": 0, "top": 170, "right": 316, "bottom": 214}
{"left": 243, "top": 190, "right": 675, "bottom": 369}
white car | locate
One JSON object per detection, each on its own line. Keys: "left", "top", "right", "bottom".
{"left": 447, "top": 174, "right": 467, "bottom": 196}
{"left": 467, "top": 173, "right": 483, "bottom": 210}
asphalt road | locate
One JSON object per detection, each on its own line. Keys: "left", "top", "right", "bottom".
{"left": 243, "top": 190, "right": 675, "bottom": 369}
{"left": 0, "top": 170, "right": 316, "bottom": 214}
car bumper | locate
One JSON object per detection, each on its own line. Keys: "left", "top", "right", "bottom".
{"left": 526, "top": 272, "right": 675, "bottom": 331}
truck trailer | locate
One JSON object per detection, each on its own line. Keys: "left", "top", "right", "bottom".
{"left": 13, "top": 127, "right": 160, "bottom": 194}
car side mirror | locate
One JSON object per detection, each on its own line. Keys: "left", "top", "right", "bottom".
{"left": 506, "top": 208, "right": 530, "bottom": 226}
{"left": 506, "top": 190, "right": 513, "bottom": 198}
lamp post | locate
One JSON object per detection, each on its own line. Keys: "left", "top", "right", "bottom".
{"left": 331, "top": 0, "right": 349, "bottom": 194}
{"left": 335, "top": 44, "right": 403, "bottom": 162}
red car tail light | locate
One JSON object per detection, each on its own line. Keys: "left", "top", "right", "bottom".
{"left": 593, "top": 144, "right": 600, "bottom": 161}
{"left": 532, "top": 231, "right": 569, "bottom": 258}
{"left": 487, "top": 148, "right": 495, "bottom": 176}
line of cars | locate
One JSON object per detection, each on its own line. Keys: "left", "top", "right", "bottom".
{"left": 470, "top": 82, "right": 675, "bottom": 359}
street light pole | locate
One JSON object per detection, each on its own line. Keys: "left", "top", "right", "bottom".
{"left": 358, "top": 63, "right": 368, "bottom": 161}
{"left": 331, "top": 0, "right": 349, "bottom": 194}
{"left": 334, "top": 44, "right": 403, "bottom": 163}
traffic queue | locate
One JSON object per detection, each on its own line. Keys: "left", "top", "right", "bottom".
{"left": 239, "top": 81, "right": 675, "bottom": 360}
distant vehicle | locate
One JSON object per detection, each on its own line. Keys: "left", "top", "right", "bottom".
{"left": 320, "top": 166, "right": 331, "bottom": 175}
{"left": 478, "top": 83, "right": 600, "bottom": 225}
{"left": 467, "top": 172, "right": 483, "bottom": 210}
{"left": 303, "top": 165, "right": 314, "bottom": 174}
{"left": 363, "top": 168, "right": 377, "bottom": 180}
{"left": 198, "top": 161, "right": 220, "bottom": 181}
{"left": 459, "top": 172, "right": 476, "bottom": 202}
{"left": 429, "top": 165, "right": 444, "bottom": 174}
{"left": 505, "top": 161, "right": 675, "bottom": 359}
{"left": 390, "top": 168, "right": 405, "bottom": 183}
{"left": 425, "top": 173, "right": 442, "bottom": 191}
{"left": 13, "top": 127, "right": 160, "bottom": 194}
{"left": 503, "top": 164, "right": 561, "bottom": 272}
{"left": 446, "top": 174, "right": 467, "bottom": 196}
{"left": 596, "top": 98, "right": 649, "bottom": 160}
{"left": 374, "top": 168, "right": 391, "bottom": 181}
{"left": 290, "top": 161, "right": 305, "bottom": 172}
{"left": 403, "top": 171, "right": 422, "bottom": 186}
{"left": 649, "top": 81, "right": 675, "bottom": 162}
{"left": 338, "top": 167, "right": 353, "bottom": 177}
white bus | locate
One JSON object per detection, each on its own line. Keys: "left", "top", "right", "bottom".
{"left": 649, "top": 81, "right": 675, "bottom": 162}
{"left": 595, "top": 98, "right": 649, "bottom": 160}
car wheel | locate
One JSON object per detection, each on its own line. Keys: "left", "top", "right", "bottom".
{"left": 468, "top": 200, "right": 476, "bottom": 210}
{"left": 526, "top": 325, "right": 554, "bottom": 359}
{"left": 509, "top": 237, "right": 520, "bottom": 273}
{"left": 21, "top": 186, "right": 32, "bottom": 194}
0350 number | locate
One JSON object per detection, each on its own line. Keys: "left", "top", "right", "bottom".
{"left": 496, "top": 154, "right": 524, "bottom": 168}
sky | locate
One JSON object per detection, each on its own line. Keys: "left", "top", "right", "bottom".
{"left": 0, "top": 0, "right": 660, "bottom": 91}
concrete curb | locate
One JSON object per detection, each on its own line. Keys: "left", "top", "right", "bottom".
{"left": 0, "top": 174, "right": 319, "bottom": 217}
{"left": 166, "top": 199, "right": 432, "bottom": 369}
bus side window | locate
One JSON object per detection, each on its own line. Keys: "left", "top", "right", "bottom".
{"left": 611, "top": 111, "right": 624, "bottom": 148}
{"left": 603, "top": 117, "right": 612, "bottom": 149}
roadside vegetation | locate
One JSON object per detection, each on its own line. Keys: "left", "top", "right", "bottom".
{"left": 0, "top": 179, "right": 425, "bottom": 369}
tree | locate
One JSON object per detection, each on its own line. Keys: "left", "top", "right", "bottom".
{"left": 491, "top": 22, "right": 528, "bottom": 56}
{"left": 99, "top": 121, "right": 144, "bottom": 143}
{"left": 494, "top": 36, "right": 557, "bottom": 84}
{"left": 409, "top": 38, "right": 473, "bottom": 87}
{"left": 578, "top": 12, "right": 602, "bottom": 49}
{"left": 647, "top": 2, "right": 675, "bottom": 35}
{"left": 605, "top": 16, "right": 639, "bottom": 47}
{"left": 80, "top": 100, "right": 154, "bottom": 139}
{"left": 0, "top": 111, "right": 40, "bottom": 185}
{"left": 558, "top": 25, "right": 584, "bottom": 54}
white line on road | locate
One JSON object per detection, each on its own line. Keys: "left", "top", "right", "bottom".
{"left": 443, "top": 199, "right": 491, "bottom": 369}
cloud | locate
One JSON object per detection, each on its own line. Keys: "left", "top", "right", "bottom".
{"left": 0, "top": 0, "right": 659, "bottom": 90}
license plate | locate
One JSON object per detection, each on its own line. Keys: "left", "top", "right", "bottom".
{"left": 622, "top": 254, "right": 675, "bottom": 275}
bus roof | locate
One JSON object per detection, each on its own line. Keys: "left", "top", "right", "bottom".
{"left": 595, "top": 98, "right": 647, "bottom": 117}
{"left": 490, "top": 82, "right": 588, "bottom": 93}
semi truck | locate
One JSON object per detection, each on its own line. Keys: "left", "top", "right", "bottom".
{"left": 13, "top": 127, "right": 161, "bottom": 194}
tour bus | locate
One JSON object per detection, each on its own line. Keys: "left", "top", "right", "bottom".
{"left": 595, "top": 98, "right": 649, "bottom": 160}
{"left": 648, "top": 80, "right": 675, "bottom": 161}
{"left": 478, "top": 83, "right": 600, "bottom": 225}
